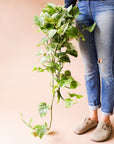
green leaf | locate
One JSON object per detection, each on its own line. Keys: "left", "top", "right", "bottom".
{"left": 75, "top": 94, "right": 83, "bottom": 99}
{"left": 64, "top": 98, "right": 76, "bottom": 108}
{"left": 46, "top": 62, "right": 54, "bottom": 67}
{"left": 70, "top": 80, "right": 78, "bottom": 89}
{"left": 55, "top": 5, "right": 64, "bottom": 12}
{"left": 32, "top": 65, "right": 37, "bottom": 71}
{"left": 51, "top": 77, "right": 60, "bottom": 83}
{"left": 46, "top": 66, "right": 55, "bottom": 73}
{"left": 44, "top": 17, "right": 55, "bottom": 24}
{"left": 46, "top": 3, "right": 56, "bottom": 9}
{"left": 44, "top": 23, "right": 55, "bottom": 30}
{"left": 51, "top": 33, "right": 62, "bottom": 43}
{"left": 52, "top": 84, "right": 59, "bottom": 95}
{"left": 39, "top": 102, "right": 50, "bottom": 118}
{"left": 59, "top": 77, "right": 73, "bottom": 87}
{"left": 68, "top": 93, "right": 83, "bottom": 99}
{"left": 66, "top": 5, "right": 73, "bottom": 13}
{"left": 66, "top": 27, "right": 79, "bottom": 38}
{"left": 65, "top": 12, "right": 73, "bottom": 18}
{"left": 66, "top": 49, "right": 78, "bottom": 57}
{"left": 57, "top": 90, "right": 60, "bottom": 104}
{"left": 34, "top": 15, "right": 39, "bottom": 26}
{"left": 83, "top": 22, "right": 96, "bottom": 32}
{"left": 55, "top": 13, "right": 65, "bottom": 28}
{"left": 59, "top": 55, "right": 70, "bottom": 63}
{"left": 37, "top": 67, "right": 45, "bottom": 72}
{"left": 59, "top": 78, "right": 67, "bottom": 87}
{"left": 43, "top": 6, "right": 55, "bottom": 16}
{"left": 57, "top": 23, "right": 69, "bottom": 35}
{"left": 45, "top": 62, "right": 60, "bottom": 73}
{"left": 60, "top": 73, "right": 65, "bottom": 78}
{"left": 35, "top": 16, "right": 45, "bottom": 28}
{"left": 64, "top": 70, "right": 71, "bottom": 76}
{"left": 78, "top": 33, "right": 85, "bottom": 41}
{"left": 55, "top": 52, "right": 66, "bottom": 58}
{"left": 47, "top": 29, "right": 57, "bottom": 39}
{"left": 69, "top": 6, "right": 80, "bottom": 20}
{"left": 64, "top": 42, "right": 75, "bottom": 50}
{"left": 36, "top": 28, "right": 41, "bottom": 33}
{"left": 51, "top": 12, "right": 59, "bottom": 19}
{"left": 40, "top": 56, "right": 51, "bottom": 63}
{"left": 35, "top": 123, "right": 47, "bottom": 139}
{"left": 47, "top": 62, "right": 60, "bottom": 70}
{"left": 57, "top": 90, "right": 64, "bottom": 103}
{"left": 47, "top": 42, "right": 58, "bottom": 51}
{"left": 36, "top": 50, "right": 43, "bottom": 56}
{"left": 20, "top": 113, "right": 32, "bottom": 128}
{"left": 54, "top": 63, "right": 61, "bottom": 70}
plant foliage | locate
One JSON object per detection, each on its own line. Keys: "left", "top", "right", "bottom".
{"left": 21, "top": 3, "right": 96, "bottom": 139}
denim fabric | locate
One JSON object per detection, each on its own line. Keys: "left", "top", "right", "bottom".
{"left": 64, "top": 0, "right": 114, "bottom": 8}
{"left": 75, "top": 0, "right": 114, "bottom": 116}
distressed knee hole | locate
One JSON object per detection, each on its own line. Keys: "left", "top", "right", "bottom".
{"left": 97, "top": 56, "right": 114, "bottom": 78}
{"left": 97, "top": 58, "right": 103, "bottom": 64}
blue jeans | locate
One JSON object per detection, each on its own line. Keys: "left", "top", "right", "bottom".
{"left": 76, "top": 0, "right": 114, "bottom": 116}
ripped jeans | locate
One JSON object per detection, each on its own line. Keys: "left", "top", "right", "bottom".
{"left": 76, "top": 0, "right": 114, "bottom": 116}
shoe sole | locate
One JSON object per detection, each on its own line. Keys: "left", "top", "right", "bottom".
{"left": 90, "top": 133, "right": 112, "bottom": 142}
{"left": 72, "top": 125, "right": 97, "bottom": 135}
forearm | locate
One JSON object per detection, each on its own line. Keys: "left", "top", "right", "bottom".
{"left": 64, "top": 0, "right": 77, "bottom": 8}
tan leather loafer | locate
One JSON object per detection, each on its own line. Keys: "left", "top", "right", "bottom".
{"left": 73, "top": 116, "right": 98, "bottom": 134}
{"left": 90, "top": 121, "right": 113, "bottom": 142}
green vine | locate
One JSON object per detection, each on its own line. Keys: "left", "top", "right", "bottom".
{"left": 20, "top": 3, "right": 96, "bottom": 139}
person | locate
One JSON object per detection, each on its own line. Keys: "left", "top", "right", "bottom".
{"left": 64, "top": 0, "right": 114, "bottom": 142}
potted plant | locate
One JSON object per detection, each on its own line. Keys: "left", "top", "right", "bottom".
{"left": 20, "top": 3, "right": 96, "bottom": 139}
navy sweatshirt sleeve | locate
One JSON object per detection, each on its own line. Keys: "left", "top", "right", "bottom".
{"left": 64, "top": 0, "right": 77, "bottom": 8}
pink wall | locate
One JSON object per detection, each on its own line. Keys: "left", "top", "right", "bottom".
{"left": 0, "top": 1, "right": 113, "bottom": 144}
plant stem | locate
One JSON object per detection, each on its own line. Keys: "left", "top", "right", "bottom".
{"left": 48, "top": 72, "right": 55, "bottom": 130}
{"left": 48, "top": 51, "right": 55, "bottom": 131}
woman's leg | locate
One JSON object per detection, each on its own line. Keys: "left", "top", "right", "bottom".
{"left": 76, "top": 0, "right": 114, "bottom": 120}
{"left": 93, "top": 1, "right": 114, "bottom": 118}
{"left": 76, "top": 1, "right": 101, "bottom": 120}
{"left": 73, "top": 0, "right": 113, "bottom": 140}
{"left": 89, "top": 1, "right": 114, "bottom": 142}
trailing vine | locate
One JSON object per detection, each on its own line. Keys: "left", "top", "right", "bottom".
{"left": 20, "top": 3, "right": 96, "bottom": 139}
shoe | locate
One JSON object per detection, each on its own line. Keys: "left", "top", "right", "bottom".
{"left": 90, "top": 121, "right": 113, "bottom": 142}
{"left": 73, "top": 116, "right": 98, "bottom": 134}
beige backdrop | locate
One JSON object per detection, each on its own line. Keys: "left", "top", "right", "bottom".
{"left": 0, "top": 0, "right": 114, "bottom": 144}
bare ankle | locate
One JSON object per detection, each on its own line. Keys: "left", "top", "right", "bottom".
{"left": 89, "top": 117, "right": 98, "bottom": 122}
{"left": 89, "top": 109, "right": 98, "bottom": 122}
{"left": 101, "top": 115, "right": 112, "bottom": 126}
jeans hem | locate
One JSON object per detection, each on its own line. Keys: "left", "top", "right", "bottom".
{"left": 101, "top": 111, "right": 113, "bottom": 116}
{"left": 89, "top": 105, "right": 101, "bottom": 110}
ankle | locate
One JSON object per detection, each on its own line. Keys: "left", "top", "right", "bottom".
{"left": 89, "top": 110, "right": 98, "bottom": 122}
{"left": 89, "top": 116, "right": 98, "bottom": 122}
{"left": 101, "top": 116, "right": 112, "bottom": 126}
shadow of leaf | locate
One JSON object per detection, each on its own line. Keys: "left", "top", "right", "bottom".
{"left": 48, "top": 131, "right": 59, "bottom": 136}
